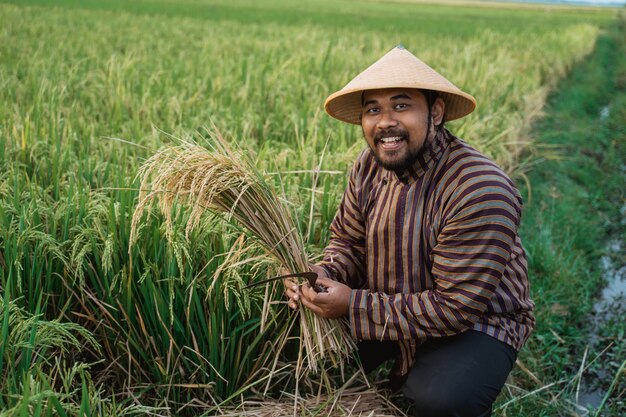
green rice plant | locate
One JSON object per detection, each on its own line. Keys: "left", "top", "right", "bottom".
{"left": 0, "top": 359, "right": 168, "bottom": 417}
{"left": 0, "top": 292, "right": 99, "bottom": 416}
{"left": 129, "top": 130, "right": 357, "bottom": 374}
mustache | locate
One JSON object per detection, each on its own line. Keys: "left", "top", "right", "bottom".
{"left": 374, "top": 129, "right": 408, "bottom": 143}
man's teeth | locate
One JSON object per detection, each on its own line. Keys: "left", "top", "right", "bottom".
{"left": 380, "top": 136, "right": 403, "bottom": 143}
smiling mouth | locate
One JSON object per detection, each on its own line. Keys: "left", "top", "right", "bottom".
{"left": 377, "top": 136, "right": 404, "bottom": 144}
{"left": 375, "top": 133, "right": 408, "bottom": 150}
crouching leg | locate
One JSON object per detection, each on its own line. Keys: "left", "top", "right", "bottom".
{"left": 402, "top": 331, "right": 516, "bottom": 417}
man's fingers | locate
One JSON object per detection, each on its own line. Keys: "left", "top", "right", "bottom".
{"left": 314, "top": 276, "right": 336, "bottom": 288}
{"left": 300, "top": 282, "right": 319, "bottom": 301}
{"left": 283, "top": 278, "right": 299, "bottom": 293}
{"left": 283, "top": 277, "right": 302, "bottom": 313}
{"left": 301, "top": 282, "right": 337, "bottom": 309}
{"left": 286, "top": 288, "right": 299, "bottom": 300}
{"left": 283, "top": 277, "right": 298, "bottom": 287}
{"left": 300, "top": 294, "right": 324, "bottom": 316}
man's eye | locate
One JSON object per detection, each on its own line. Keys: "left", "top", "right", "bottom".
{"left": 364, "top": 107, "right": 379, "bottom": 114}
{"left": 395, "top": 103, "right": 409, "bottom": 110}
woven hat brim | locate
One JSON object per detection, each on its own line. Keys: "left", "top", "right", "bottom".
{"left": 325, "top": 85, "right": 477, "bottom": 125}
{"left": 323, "top": 46, "right": 477, "bottom": 125}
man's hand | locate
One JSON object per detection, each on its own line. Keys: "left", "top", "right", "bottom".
{"left": 283, "top": 264, "right": 329, "bottom": 310}
{"left": 300, "top": 277, "right": 351, "bottom": 319}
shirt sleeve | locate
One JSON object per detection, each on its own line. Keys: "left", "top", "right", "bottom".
{"left": 317, "top": 157, "right": 368, "bottom": 289}
{"left": 349, "top": 174, "right": 521, "bottom": 341}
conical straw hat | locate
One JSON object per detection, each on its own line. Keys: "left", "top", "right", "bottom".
{"left": 324, "top": 45, "right": 476, "bottom": 125}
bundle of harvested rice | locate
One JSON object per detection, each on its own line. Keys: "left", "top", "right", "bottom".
{"left": 129, "top": 132, "right": 356, "bottom": 373}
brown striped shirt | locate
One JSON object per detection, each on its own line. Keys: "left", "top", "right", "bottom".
{"left": 319, "top": 129, "right": 535, "bottom": 374}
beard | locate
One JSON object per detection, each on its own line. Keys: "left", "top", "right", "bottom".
{"left": 372, "top": 146, "right": 422, "bottom": 172}
{"left": 370, "top": 128, "right": 425, "bottom": 172}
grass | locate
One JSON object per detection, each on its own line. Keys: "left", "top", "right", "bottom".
{"left": 0, "top": 0, "right": 623, "bottom": 415}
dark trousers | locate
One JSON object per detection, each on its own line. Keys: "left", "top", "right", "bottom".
{"left": 358, "top": 331, "right": 517, "bottom": 417}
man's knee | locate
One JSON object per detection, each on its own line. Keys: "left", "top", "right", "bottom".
{"left": 400, "top": 332, "right": 515, "bottom": 416}
{"left": 402, "top": 382, "right": 492, "bottom": 417}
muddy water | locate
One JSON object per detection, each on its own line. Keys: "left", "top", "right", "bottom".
{"left": 595, "top": 240, "right": 626, "bottom": 320}
{"left": 577, "top": 238, "right": 626, "bottom": 410}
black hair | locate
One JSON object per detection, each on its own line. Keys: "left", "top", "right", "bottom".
{"left": 423, "top": 90, "right": 445, "bottom": 132}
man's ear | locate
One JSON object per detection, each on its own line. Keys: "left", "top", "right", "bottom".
{"left": 431, "top": 97, "right": 445, "bottom": 126}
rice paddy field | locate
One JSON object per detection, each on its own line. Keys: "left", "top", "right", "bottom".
{"left": 0, "top": 0, "right": 624, "bottom": 416}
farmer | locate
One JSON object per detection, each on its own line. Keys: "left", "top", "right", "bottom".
{"left": 284, "top": 45, "right": 535, "bottom": 417}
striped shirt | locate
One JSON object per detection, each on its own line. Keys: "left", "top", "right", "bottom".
{"left": 319, "top": 129, "right": 535, "bottom": 374}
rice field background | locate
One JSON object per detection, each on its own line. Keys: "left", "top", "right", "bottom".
{"left": 0, "top": 0, "right": 623, "bottom": 415}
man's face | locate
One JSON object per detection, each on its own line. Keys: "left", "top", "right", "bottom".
{"left": 360, "top": 88, "right": 443, "bottom": 172}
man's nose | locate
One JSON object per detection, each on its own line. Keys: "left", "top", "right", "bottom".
{"left": 377, "top": 110, "right": 398, "bottom": 129}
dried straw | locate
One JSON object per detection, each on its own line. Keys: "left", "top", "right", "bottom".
{"left": 129, "top": 131, "right": 356, "bottom": 373}
{"left": 209, "top": 371, "right": 408, "bottom": 417}
{"left": 211, "top": 387, "right": 406, "bottom": 417}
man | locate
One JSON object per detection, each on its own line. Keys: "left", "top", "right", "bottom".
{"left": 284, "top": 45, "right": 535, "bottom": 417}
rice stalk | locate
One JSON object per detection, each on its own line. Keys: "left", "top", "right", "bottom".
{"left": 129, "top": 131, "right": 356, "bottom": 373}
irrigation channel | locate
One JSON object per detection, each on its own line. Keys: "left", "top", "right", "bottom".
{"left": 578, "top": 217, "right": 626, "bottom": 410}
{"left": 577, "top": 245, "right": 625, "bottom": 409}
{"left": 577, "top": 106, "right": 626, "bottom": 413}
